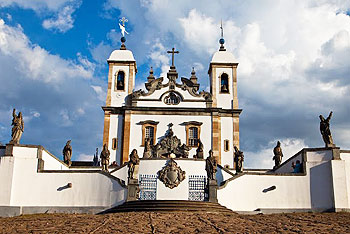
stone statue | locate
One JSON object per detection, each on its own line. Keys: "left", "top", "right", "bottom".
{"left": 194, "top": 140, "right": 204, "bottom": 159}
{"left": 205, "top": 150, "right": 217, "bottom": 180}
{"left": 234, "top": 146, "right": 244, "bottom": 173}
{"left": 128, "top": 149, "right": 140, "bottom": 179}
{"left": 10, "top": 109, "right": 24, "bottom": 144}
{"left": 143, "top": 138, "right": 152, "bottom": 158}
{"left": 319, "top": 111, "right": 334, "bottom": 147}
{"left": 100, "top": 144, "right": 110, "bottom": 171}
{"left": 178, "top": 143, "right": 190, "bottom": 158}
{"left": 62, "top": 140, "right": 72, "bottom": 166}
{"left": 273, "top": 141, "right": 283, "bottom": 169}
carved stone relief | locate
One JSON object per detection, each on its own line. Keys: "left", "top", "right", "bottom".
{"left": 158, "top": 159, "right": 186, "bottom": 189}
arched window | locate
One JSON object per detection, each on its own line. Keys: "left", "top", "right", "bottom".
{"left": 116, "top": 71, "right": 125, "bottom": 91}
{"left": 220, "top": 73, "right": 229, "bottom": 93}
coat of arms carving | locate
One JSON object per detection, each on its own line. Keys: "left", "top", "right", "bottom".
{"left": 158, "top": 159, "right": 186, "bottom": 189}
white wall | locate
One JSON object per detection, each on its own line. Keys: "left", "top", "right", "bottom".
{"left": 42, "top": 150, "right": 68, "bottom": 170}
{"left": 9, "top": 155, "right": 126, "bottom": 207}
{"left": 0, "top": 156, "right": 15, "bottom": 205}
{"left": 221, "top": 117, "right": 234, "bottom": 167}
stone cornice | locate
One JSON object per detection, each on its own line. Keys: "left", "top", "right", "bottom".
{"left": 102, "top": 106, "right": 242, "bottom": 116}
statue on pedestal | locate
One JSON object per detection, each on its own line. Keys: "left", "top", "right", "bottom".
{"left": 205, "top": 150, "right": 217, "bottom": 180}
{"left": 100, "top": 144, "right": 110, "bottom": 171}
{"left": 273, "top": 141, "right": 283, "bottom": 169}
{"left": 128, "top": 149, "right": 140, "bottom": 179}
{"left": 62, "top": 140, "right": 72, "bottom": 166}
{"left": 319, "top": 111, "right": 334, "bottom": 147}
{"left": 194, "top": 140, "right": 204, "bottom": 159}
{"left": 10, "top": 109, "right": 23, "bottom": 144}
{"left": 234, "top": 146, "right": 244, "bottom": 173}
{"left": 143, "top": 138, "right": 152, "bottom": 158}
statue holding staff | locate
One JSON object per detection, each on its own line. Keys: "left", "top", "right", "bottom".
{"left": 10, "top": 109, "right": 24, "bottom": 144}
{"left": 319, "top": 111, "right": 334, "bottom": 147}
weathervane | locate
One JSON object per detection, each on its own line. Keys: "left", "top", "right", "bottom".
{"left": 119, "top": 17, "right": 129, "bottom": 37}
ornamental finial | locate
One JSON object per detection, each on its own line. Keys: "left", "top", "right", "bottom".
{"left": 219, "top": 20, "right": 226, "bottom": 51}
{"left": 118, "top": 17, "right": 129, "bottom": 50}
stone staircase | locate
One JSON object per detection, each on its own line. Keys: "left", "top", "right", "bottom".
{"left": 101, "top": 200, "right": 234, "bottom": 213}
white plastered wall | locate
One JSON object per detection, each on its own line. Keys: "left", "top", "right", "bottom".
{"left": 129, "top": 114, "right": 212, "bottom": 159}
{"left": 221, "top": 117, "right": 234, "bottom": 167}
{"left": 108, "top": 114, "right": 123, "bottom": 164}
{"left": 2, "top": 146, "right": 126, "bottom": 207}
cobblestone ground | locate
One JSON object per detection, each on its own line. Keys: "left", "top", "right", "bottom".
{"left": 1, "top": 212, "right": 350, "bottom": 234}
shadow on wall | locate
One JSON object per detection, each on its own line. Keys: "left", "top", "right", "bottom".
{"left": 57, "top": 183, "right": 72, "bottom": 191}
{"left": 310, "top": 162, "right": 334, "bottom": 211}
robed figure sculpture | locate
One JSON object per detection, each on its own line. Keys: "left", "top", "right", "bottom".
{"left": 100, "top": 144, "right": 110, "bottom": 172}
{"left": 63, "top": 140, "right": 72, "bottom": 166}
{"left": 205, "top": 150, "right": 217, "bottom": 180}
{"left": 319, "top": 111, "right": 334, "bottom": 147}
{"left": 10, "top": 109, "right": 24, "bottom": 144}
{"left": 234, "top": 146, "right": 244, "bottom": 174}
{"left": 273, "top": 141, "right": 283, "bottom": 169}
{"left": 128, "top": 149, "right": 140, "bottom": 179}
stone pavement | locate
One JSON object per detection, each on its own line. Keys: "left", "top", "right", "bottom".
{"left": 1, "top": 211, "right": 350, "bottom": 233}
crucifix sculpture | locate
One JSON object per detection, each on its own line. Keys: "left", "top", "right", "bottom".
{"left": 167, "top": 47, "right": 179, "bottom": 69}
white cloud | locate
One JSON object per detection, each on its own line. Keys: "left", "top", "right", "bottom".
{"left": 0, "top": 19, "right": 93, "bottom": 83}
{"left": 42, "top": 2, "right": 80, "bottom": 33}
{"left": 91, "top": 85, "right": 106, "bottom": 102}
{"left": 0, "top": 0, "right": 81, "bottom": 33}
{"left": 147, "top": 40, "right": 170, "bottom": 78}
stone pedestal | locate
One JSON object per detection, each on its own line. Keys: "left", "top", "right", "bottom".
{"left": 127, "top": 178, "right": 140, "bottom": 201}
{"left": 208, "top": 179, "right": 218, "bottom": 203}
{"left": 4, "top": 144, "right": 14, "bottom": 156}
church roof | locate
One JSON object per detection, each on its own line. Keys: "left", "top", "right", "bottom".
{"left": 107, "top": 49, "right": 135, "bottom": 62}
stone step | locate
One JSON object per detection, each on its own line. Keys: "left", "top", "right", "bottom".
{"left": 102, "top": 200, "right": 234, "bottom": 214}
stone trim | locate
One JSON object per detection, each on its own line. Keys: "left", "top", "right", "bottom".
{"left": 340, "top": 150, "right": 350, "bottom": 153}
{"left": 139, "top": 158, "right": 206, "bottom": 161}
{"left": 114, "top": 69, "right": 126, "bottom": 92}
{"left": 218, "top": 71, "right": 230, "bottom": 94}
{"left": 121, "top": 111, "right": 131, "bottom": 165}
{"left": 102, "top": 106, "right": 242, "bottom": 117}
{"left": 212, "top": 113, "right": 221, "bottom": 164}
{"left": 102, "top": 112, "right": 111, "bottom": 149}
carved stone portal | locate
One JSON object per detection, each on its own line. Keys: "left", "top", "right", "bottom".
{"left": 158, "top": 159, "right": 186, "bottom": 189}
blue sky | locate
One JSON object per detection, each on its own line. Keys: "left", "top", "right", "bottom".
{"left": 0, "top": 0, "right": 349, "bottom": 168}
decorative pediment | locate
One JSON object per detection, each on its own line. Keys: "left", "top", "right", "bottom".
{"left": 130, "top": 68, "right": 212, "bottom": 102}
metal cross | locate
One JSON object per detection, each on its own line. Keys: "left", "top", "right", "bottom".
{"left": 119, "top": 17, "right": 128, "bottom": 26}
{"left": 167, "top": 47, "right": 179, "bottom": 67}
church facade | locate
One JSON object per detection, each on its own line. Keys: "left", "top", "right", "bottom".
{"left": 102, "top": 41, "right": 241, "bottom": 167}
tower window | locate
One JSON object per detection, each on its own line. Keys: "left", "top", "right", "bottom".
{"left": 116, "top": 71, "right": 125, "bottom": 91}
{"left": 220, "top": 73, "right": 229, "bottom": 93}
{"left": 112, "top": 138, "right": 118, "bottom": 150}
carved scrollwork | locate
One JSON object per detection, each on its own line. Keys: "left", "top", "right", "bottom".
{"left": 158, "top": 159, "right": 186, "bottom": 189}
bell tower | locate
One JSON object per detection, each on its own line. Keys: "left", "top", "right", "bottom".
{"left": 102, "top": 18, "right": 137, "bottom": 164}
{"left": 208, "top": 23, "right": 240, "bottom": 165}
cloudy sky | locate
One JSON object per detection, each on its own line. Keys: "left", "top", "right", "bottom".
{"left": 0, "top": 0, "right": 349, "bottom": 168}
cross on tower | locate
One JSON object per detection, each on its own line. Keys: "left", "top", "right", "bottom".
{"left": 119, "top": 17, "right": 128, "bottom": 26}
{"left": 167, "top": 47, "right": 179, "bottom": 69}
{"left": 220, "top": 20, "right": 224, "bottom": 38}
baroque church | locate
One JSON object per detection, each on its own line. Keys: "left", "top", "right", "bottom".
{"left": 1, "top": 21, "right": 350, "bottom": 217}
{"left": 102, "top": 36, "right": 240, "bottom": 168}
